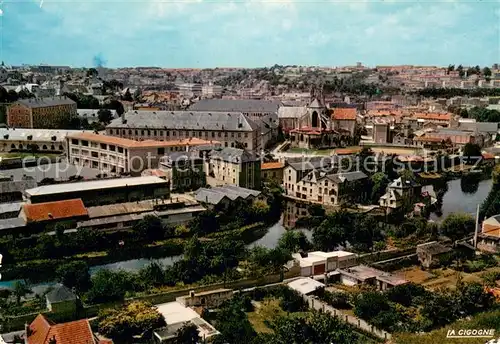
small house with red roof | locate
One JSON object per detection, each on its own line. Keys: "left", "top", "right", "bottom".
{"left": 23, "top": 314, "right": 112, "bottom": 344}
{"left": 331, "top": 107, "right": 357, "bottom": 135}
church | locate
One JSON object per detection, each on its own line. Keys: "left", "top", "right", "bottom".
{"left": 289, "top": 89, "right": 353, "bottom": 150}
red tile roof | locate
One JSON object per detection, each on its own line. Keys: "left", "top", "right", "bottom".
{"left": 27, "top": 314, "right": 109, "bottom": 344}
{"left": 261, "top": 162, "right": 284, "bottom": 170}
{"left": 23, "top": 199, "right": 88, "bottom": 223}
{"left": 413, "top": 113, "right": 451, "bottom": 121}
{"left": 332, "top": 108, "right": 357, "bottom": 120}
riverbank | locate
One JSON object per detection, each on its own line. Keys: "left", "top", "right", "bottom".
{"left": 0, "top": 222, "right": 270, "bottom": 284}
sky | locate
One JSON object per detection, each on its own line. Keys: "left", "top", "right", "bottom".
{"left": 0, "top": 0, "right": 499, "bottom": 68}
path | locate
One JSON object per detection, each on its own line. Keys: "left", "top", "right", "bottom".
{"left": 304, "top": 295, "right": 392, "bottom": 340}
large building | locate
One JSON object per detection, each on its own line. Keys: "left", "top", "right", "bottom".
{"left": 7, "top": 96, "right": 77, "bottom": 129}
{"left": 189, "top": 99, "right": 281, "bottom": 147}
{"left": 105, "top": 110, "right": 262, "bottom": 151}
{"left": 207, "top": 147, "right": 261, "bottom": 189}
{"left": 23, "top": 176, "right": 169, "bottom": 206}
{"left": 67, "top": 132, "right": 217, "bottom": 175}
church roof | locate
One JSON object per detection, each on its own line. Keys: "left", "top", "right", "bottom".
{"left": 308, "top": 98, "right": 323, "bottom": 108}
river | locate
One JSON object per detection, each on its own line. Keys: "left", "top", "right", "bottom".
{"left": 0, "top": 177, "right": 491, "bottom": 292}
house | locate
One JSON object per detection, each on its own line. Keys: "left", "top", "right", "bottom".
{"left": 336, "top": 265, "right": 408, "bottom": 291}
{"left": 295, "top": 170, "right": 368, "bottom": 205}
{"left": 154, "top": 301, "right": 219, "bottom": 343}
{"left": 194, "top": 185, "right": 262, "bottom": 209}
{"left": 379, "top": 177, "right": 422, "bottom": 211}
{"left": 7, "top": 96, "right": 77, "bottom": 129}
{"left": 45, "top": 284, "right": 78, "bottom": 313}
{"left": 159, "top": 152, "right": 206, "bottom": 192}
{"left": 207, "top": 147, "right": 261, "bottom": 189}
{"left": 416, "top": 241, "right": 453, "bottom": 268}
{"left": 331, "top": 107, "right": 357, "bottom": 135}
{"left": 477, "top": 215, "right": 500, "bottom": 253}
{"left": 287, "top": 277, "right": 325, "bottom": 296}
{"left": 283, "top": 157, "right": 334, "bottom": 197}
{"left": 261, "top": 161, "right": 284, "bottom": 185}
{"left": 22, "top": 314, "right": 112, "bottom": 344}
{"left": 290, "top": 250, "right": 357, "bottom": 277}
{"left": 176, "top": 289, "right": 233, "bottom": 308}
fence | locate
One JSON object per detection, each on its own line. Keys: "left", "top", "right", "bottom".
{"left": 303, "top": 295, "right": 391, "bottom": 340}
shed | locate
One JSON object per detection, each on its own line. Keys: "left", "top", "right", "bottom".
{"left": 287, "top": 277, "right": 325, "bottom": 296}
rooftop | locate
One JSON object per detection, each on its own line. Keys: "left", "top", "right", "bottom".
{"left": 15, "top": 96, "right": 75, "bottom": 109}
{"left": 107, "top": 110, "right": 260, "bottom": 132}
{"left": 210, "top": 147, "right": 259, "bottom": 163}
{"left": 194, "top": 185, "right": 260, "bottom": 205}
{"left": 46, "top": 284, "right": 77, "bottom": 304}
{"left": 287, "top": 277, "right": 325, "bottom": 295}
{"left": 23, "top": 199, "right": 88, "bottom": 222}
{"left": 332, "top": 108, "right": 357, "bottom": 120}
{"left": 189, "top": 99, "right": 282, "bottom": 113}
{"left": 24, "top": 176, "right": 168, "bottom": 197}
{"left": 68, "top": 132, "right": 216, "bottom": 149}
{"left": 0, "top": 128, "right": 89, "bottom": 142}
{"left": 261, "top": 162, "right": 285, "bottom": 170}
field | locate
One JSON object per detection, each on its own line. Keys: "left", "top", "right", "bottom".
{"left": 393, "top": 310, "right": 500, "bottom": 344}
{"left": 370, "top": 146, "right": 422, "bottom": 156}
{"left": 394, "top": 265, "right": 500, "bottom": 291}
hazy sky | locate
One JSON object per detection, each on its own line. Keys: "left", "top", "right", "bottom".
{"left": 1, "top": 0, "right": 499, "bottom": 68}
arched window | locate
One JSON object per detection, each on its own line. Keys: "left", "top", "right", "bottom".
{"left": 59, "top": 145, "right": 64, "bottom": 150}
{"left": 42, "top": 145, "right": 48, "bottom": 150}
{"left": 311, "top": 111, "right": 319, "bottom": 128}
{"left": 10, "top": 144, "right": 15, "bottom": 149}
{"left": 51, "top": 145, "right": 55, "bottom": 151}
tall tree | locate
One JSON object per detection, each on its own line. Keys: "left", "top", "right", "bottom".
{"left": 175, "top": 323, "right": 200, "bottom": 344}
{"left": 439, "top": 212, "right": 475, "bottom": 241}
{"left": 97, "top": 108, "right": 113, "bottom": 125}
{"left": 56, "top": 261, "right": 91, "bottom": 293}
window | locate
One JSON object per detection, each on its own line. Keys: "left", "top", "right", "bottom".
{"left": 244, "top": 133, "right": 248, "bottom": 138}
{"left": 224, "top": 132, "right": 228, "bottom": 137}
{"left": 118, "top": 147, "right": 124, "bottom": 153}
{"left": 135, "top": 130, "right": 138, "bottom": 135}
{"left": 81, "top": 140, "right": 89, "bottom": 147}
{"left": 218, "top": 132, "right": 221, "bottom": 137}
{"left": 244, "top": 143, "right": 248, "bottom": 148}
{"left": 231, "top": 132, "right": 234, "bottom": 138}
{"left": 71, "top": 139, "right": 78, "bottom": 145}
{"left": 91, "top": 152, "right": 98, "bottom": 158}
{"left": 173, "top": 131, "right": 176, "bottom": 136}
{"left": 158, "top": 148, "right": 165, "bottom": 155}
{"left": 100, "top": 143, "right": 107, "bottom": 150}
{"left": 211, "top": 132, "right": 215, "bottom": 138}
{"left": 238, "top": 133, "right": 241, "bottom": 138}
{"left": 129, "top": 130, "right": 132, "bottom": 135}
{"left": 141, "top": 130, "right": 145, "bottom": 136}
{"left": 153, "top": 130, "right": 157, "bottom": 136}
{"left": 109, "top": 145, "right": 116, "bottom": 152}
{"left": 224, "top": 142, "right": 228, "bottom": 147}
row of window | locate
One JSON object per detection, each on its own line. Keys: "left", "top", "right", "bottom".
{"left": 5, "top": 143, "right": 63, "bottom": 151}
{"left": 108, "top": 128, "right": 249, "bottom": 139}
{"left": 73, "top": 140, "right": 124, "bottom": 153}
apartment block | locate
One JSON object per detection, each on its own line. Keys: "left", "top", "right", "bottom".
{"left": 7, "top": 96, "right": 77, "bottom": 129}
{"left": 67, "top": 132, "right": 217, "bottom": 175}
{"left": 207, "top": 147, "right": 261, "bottom": 189}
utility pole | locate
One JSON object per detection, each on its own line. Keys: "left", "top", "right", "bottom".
{"left": 473, "top": 204, "right": 480, "bottom": 249}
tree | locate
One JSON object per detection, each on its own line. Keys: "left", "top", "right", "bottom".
{"left": 263, "top": 311, "right": 360, "bottom": 344}
{"left": 134, "top": 215, "right": 165, "bottom": 241}
{"left": 313, "top": 210, "right": 354, "bottom": 251}
{"left": 86, "top": 68, "right": 98, "bottom": 78}
{"left": 139, "top": 262, "right": 165, "bottom": 287}
{"left": 353, "top": 291, "right": 390, "bottom": 321}
{"left": 456, "top": 282, "right": 494, "bottom": 316}
{"left": 277, "top": 230, "right": 311, "bottom": 253}
{"left": 56, "top": 261, "right": 91, "bottom": 293}
{"left": 386, "top": 283, "right": 428, "bottom": 307}
{"left": 439, "top": 212, "right": 475, "bottom": 241}
{"left": 463, "top": 142, "right": 481, "bottom": 164}
{"left": 421, "top": 292, "right": 458, "bottom": 328}
{"left": 12, "top": 281, "right": 30, "bottom": 305}
{"left": 483, "top": 67, "right": 492, "bottom": 80}
{"left": 105, "top": 99, "right": 125, "bottom": 116}
{"left": 175, "top": 323, "right": 200, "bottom": 344}
{"left": 370, "top": 172, "right": 389, "bottom": 203}
{"left": 86, "top": 269, "right": 132, "bottom": 304}
{"left": 122, "top": 89, "right": 133, "bottom": 101}
{"left": 457, "top": 64, "right": 465, "bottom": 78}
{"left": 97, "top": 108, "right": 113, "bottom": 125}
{"left": 0, "top": 86, "right": 8, "bottom": 103}
{"left": 98, "top": 301, "right": 166, "bottom": 342}
{"left": 214, "top": 297, "right": 256, "bottom": 344}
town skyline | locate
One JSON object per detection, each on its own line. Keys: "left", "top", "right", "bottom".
{"left": 2, "top": 0, "right": 499, "bottom": 68}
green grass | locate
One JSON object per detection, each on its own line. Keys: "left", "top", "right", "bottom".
{"left": 394, "top": 310, "right": 500, "bottom": 344}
